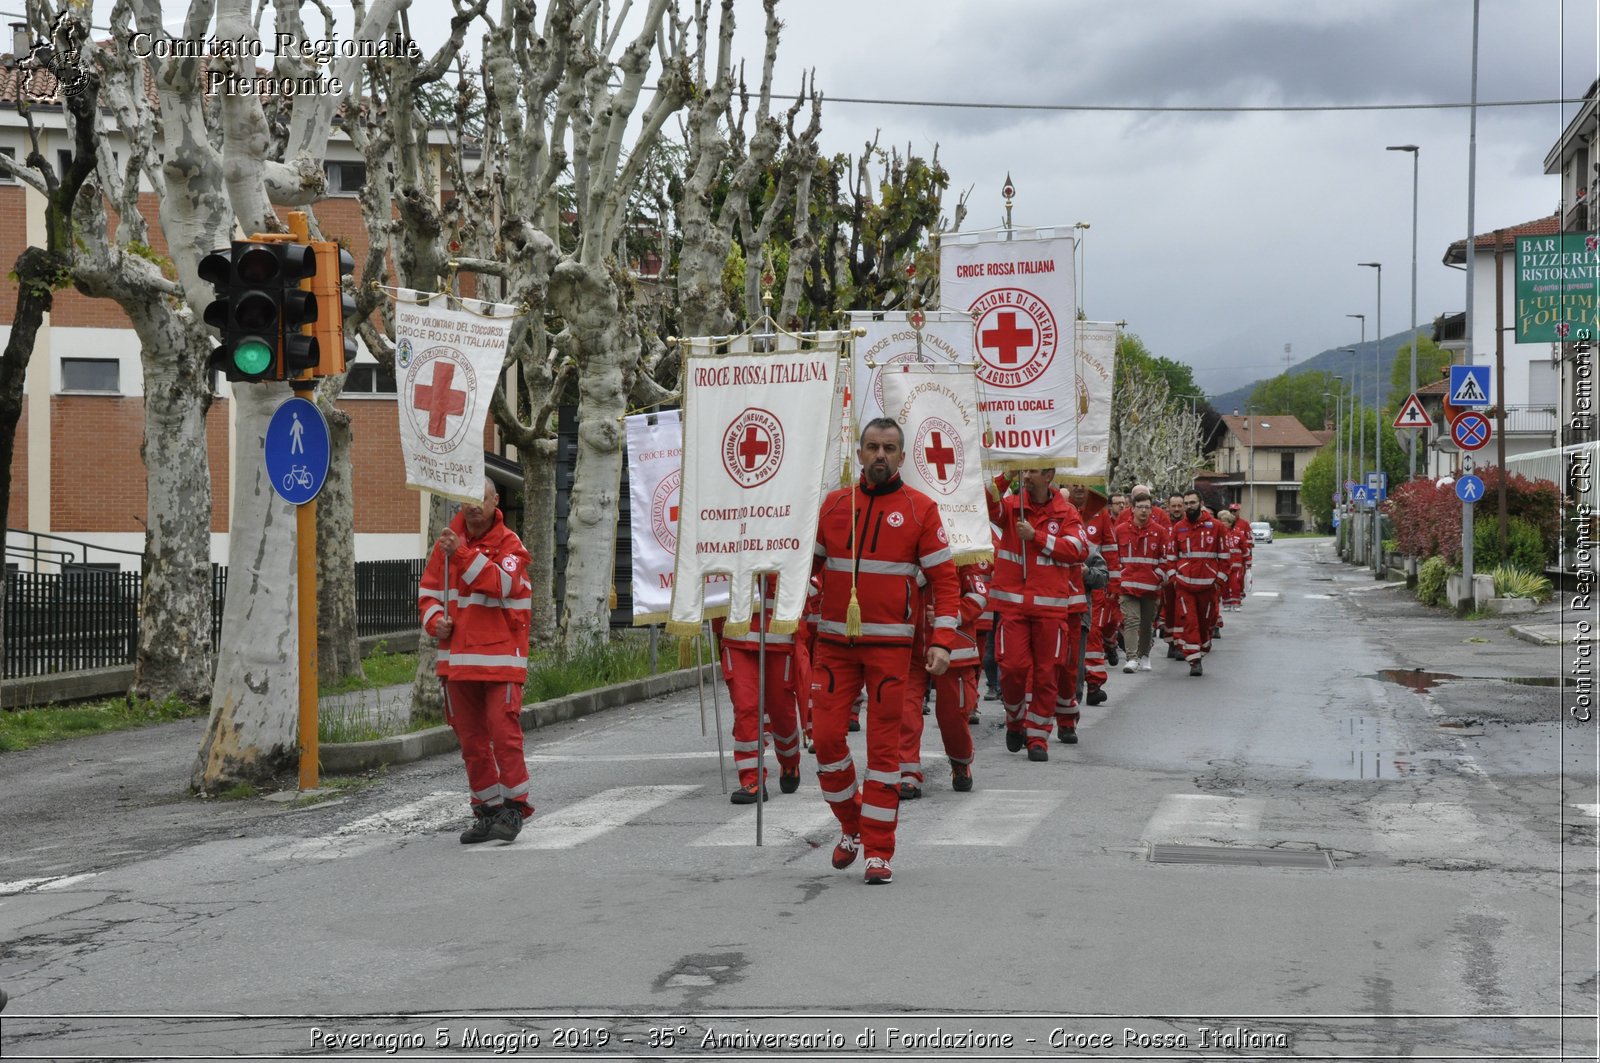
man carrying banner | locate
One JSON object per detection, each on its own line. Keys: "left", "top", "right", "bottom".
{"left": 987, "top": 468, "right": 1087, "bottom": 762}
{"left": 418, "top": 478, "right": 535, "bottom": 844}
{"left": 811, "top": 418, "right": 960, "bottom": 885}
{"left": 717, "top": 574, "right": 805, "bottom": 803}
{"left": 1171, "top": 489, "right": 1226, "bottom": 677}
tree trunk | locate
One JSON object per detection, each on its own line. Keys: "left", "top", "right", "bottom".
{"left": 549, "top": 260, "right": 631, "bottom": 651}
{"left": 192, "top": 383, "right": 300, "bottom": 791}
{"left": 129, "top": 309, "right": 216, "bottom": 707}
{"left": 521, "top": 437, "right": 559, "bottom": 646}
{"left": 314, "top": 389, "right": 362, "bottom": 682}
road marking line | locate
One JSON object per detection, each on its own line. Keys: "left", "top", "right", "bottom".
{"left": 259, "top": 791, "right": 464, "bottom": 862}
{"left": 36, "top": 873, "right": 100, "bottom": 891}
{"left": 528, "top": 751, "right": 723, "bottom": 763}
{"left": 1303, "top": 593, "right": 1335, "bottom": 599}
{"left": 520, "top": 785, "right": 701, "bottom": 850}
{"left": 691, "top": 803, "right": 838, "bottom": 847}
{"left": 1252, "top": 591, "right": 1280, "bottom": 597}
{"left": 0, "top": 876, "right": 69, "bottom": 896}
{"left": 1140, "top": 794, "right": 1265, "bottom": 846}
{"left": 916, "top": 789, "right": 1062, "bottom": 847}
{"left": 1369, "top": 801, "right": 1486, "bottom": 854}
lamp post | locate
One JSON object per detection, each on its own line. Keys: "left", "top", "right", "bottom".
{"left": 1388, "top": 144, "right": 1420, "bottom": 478}
{"left": 1359, "top": 262, "right": 1383, "bottom": 575}
{"left": 1243, "top": 405, "right": 1255, "bottom": 520}
{"left": 1330, "top": 375, "right": 1344, "bottom": 533}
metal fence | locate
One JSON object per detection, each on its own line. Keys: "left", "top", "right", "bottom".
{"left": 2, "top": 559, "right": 424, "bottom": 681}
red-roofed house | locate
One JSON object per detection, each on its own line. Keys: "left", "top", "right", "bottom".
{"left": 1210, "top": 413, "right": 1326, "bottom": 530}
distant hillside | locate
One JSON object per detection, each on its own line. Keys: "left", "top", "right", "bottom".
{"left": 1207, "top": 329, "right": 1423, "bottom": 417}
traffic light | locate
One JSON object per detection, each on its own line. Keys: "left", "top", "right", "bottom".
{"left": 276, "top": 242, "right": 319, "bottom": 378}
{"left": 199, "top": 241, "right": 283, "bottom": 383}
{"left": 308, "top": 242, "right": 356, "bottom": 377}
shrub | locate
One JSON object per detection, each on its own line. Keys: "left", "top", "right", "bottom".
{"left": 1473, "top": 516, "right": 1551, "bottom": 574}
{"left": 1416, "top": 555, "right": 1450, "bottom": 607}
{"left": 1388, "top": 467, "right": 1561, "bottom": 567}
{"left": 1491, "top": 564, "right": 1553, "bottom": 602}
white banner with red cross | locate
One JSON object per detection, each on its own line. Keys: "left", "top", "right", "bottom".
{"left": 849, "top": 310, "right": 976, "bottom": 430}
{"left": 1072, "top": 320, "right": 1120, "bottom": 483}
{"left": 819, "top": 356, "right": 854, "bottom": 492}
{"left": 667, "top": 333, "right": 848, "bottom": 637}
{"left": 624, "top": 410, "right": 730, "bottom": 625}
{"left": 879, "top": 363, "right": 993, "bottom": 565}
{"left": 938, "top": 227, "right": 1079, "bottom": 473}
{"left": 392, "top": 290, "right": 516, "bottom": 503}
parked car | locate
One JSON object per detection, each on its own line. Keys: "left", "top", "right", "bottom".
{"left": 1250, "top": 521, "right": 1273, "bottom": 544}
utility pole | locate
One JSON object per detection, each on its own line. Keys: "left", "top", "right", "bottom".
{"left": 1359, "top": 262, "right": 1383, "bottom": 576}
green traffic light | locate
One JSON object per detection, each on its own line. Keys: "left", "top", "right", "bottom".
{"left": 233, "top": 338, "right": 274, "bottom": 376}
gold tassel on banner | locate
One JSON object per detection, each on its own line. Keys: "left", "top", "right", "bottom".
{"left": 665, "top": 620, "right": 701, "bottom": 638}
{"left": 845, "top": 586, "right": 863, "bottom": 637}
{"left": 677, "top": 636, "right": 696, "bottom": 669}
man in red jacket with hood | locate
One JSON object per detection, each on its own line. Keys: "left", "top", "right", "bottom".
{"left": 419, "top": 478, "right": 534, "bottom": 845}
{"left": 811, "top": 418, "right": 960, "bottom": 885}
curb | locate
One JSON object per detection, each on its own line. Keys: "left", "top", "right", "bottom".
{"left": 318, "top": 664, "right": 717, "bottom": 774}
{"left": 1507, "top": 625, "right": 1563, "bottom": 647}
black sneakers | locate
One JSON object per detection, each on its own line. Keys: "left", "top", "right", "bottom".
{"left": 1027, "top": 744, "right": 1049, "bottom": 762}
{"left": 898, "top": 781, "right": 922, "bottom": 800}
{"left": 1057, "top": 723, "right": 1078, "bottom": 744}
{"left": 488, "top": 804, "right": 524, "bottom": 842}
{"left": 1167, "top": 642, "right": 1182, "bottom": 660}
{"left": 1087, "top": 686, "right": 1107, "bottom": 706}
{"left": 779, "top": 769, "right": 801, "bottom": 794}
{"left": 1190, "top": 659, "right": 1204, "bottom": 677}
{"left": 460, "top": 806, "right": 498, "bottom": 845}
{"left": 1106, "top": 644, "right": 1119, "bottom": 667}
{"left": 730, "top": 782, "right": 769, "bottom": 804}
{"left": 951, "top": 764, "right": 973, "bottom": 792}
{"left": 1005, "top": 729, "right": 1025, "bottom": 753}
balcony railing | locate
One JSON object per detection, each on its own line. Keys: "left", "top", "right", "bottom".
{"left": 1498, "top": 405, "right": 1559, "bottom": 436}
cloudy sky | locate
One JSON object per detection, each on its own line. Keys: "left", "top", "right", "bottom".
{"left": 98, "top": 0, "right": 1599, "bottom": 396}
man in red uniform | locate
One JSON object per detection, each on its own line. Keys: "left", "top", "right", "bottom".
{"left": 419, "top": 479, "right": 535, "bottom": 844}
{"left": 987, "top": 468, "right": 1087, "bottom": 762}
{"left": 1115, "top": 493, "right": 1169, "bottom": 672}
{"left": 1065, "top": 483, "right": 1120, "bottom": 718}
{"left": 811, "top": 418, "right": 959, "bottom": 885}
{"left": 899, "top": 558, "right": 989, "bottom": 797}
{"left": 1158, "top": 492, "right": 1186, "bottom": 658}
{"left": 717, "top": 574, "right": 804, "bottom": 803}
{"left": 1170, "top": 489, "right": 1225, "bottom": 677}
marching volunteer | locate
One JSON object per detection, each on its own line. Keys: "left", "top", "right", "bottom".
{"left": 987, "top": 468, "right": 1088, "bottom": 762}
{"left": 1115, "top": 494, "right": 1170, "bottom": 672}
{"left": 898, "top": 558, "right": 990, "bottom": 797}
{"left": 1158, "top": 492, "right": 1185, "bottom": 657}
{"left": 1066, "top": 484, "right": 1120, "bottom": 721}
{"left": 811, "top": 418, "right": 960, "bottom": 885}
{"left": 1217, "top": 511, "right": 1246, "bottom": 611}
{"left": 716, "top": 574, "right": 804, "bottom": 803}
{"left": 1170, "top": 489, "right": 1226, "bottom": 677}
{"left": 418, "top": 478, "right": 535, "bottom": 845}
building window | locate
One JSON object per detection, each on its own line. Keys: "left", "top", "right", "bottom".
{"left": 1275, "top": 487, "right": 1299, "bottom": 516}
{"left": 1280, "top": 452, "right": 1295, "bottom": 481}
{"left": 341, "top": 361, "right": 396, "bottom": 395}
{"left": 61, "top": 358, "right": 120, "bottom": 393}
{"left": 324, "top": 161, "right": 367, "bottom": 195}
{"left": 0, "top": 147, "right": 14, "bottom": 182}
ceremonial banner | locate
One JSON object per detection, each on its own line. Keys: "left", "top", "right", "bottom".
{"left": 668, "top": 333, "right": 848, "bottom": 636}
{"left": 879, "top": 363, "right": 993, "bottom": 564}
{"left": 392, "top": 290, "right": 516, "bottom": 503}
{"left": 849, "top": 310, "right": 975, "bottom": 427}
{"left": 1072, "top": 320, "right": 1119, "bottom": 483}
{"left": 625, "top": 411, "right": 729, "bottom": 625}
{"left": 819, "top": 358, "right": 854, "bottom": 491}
{"left": 939, "top": 228, "right": 1078, "bottom": 472}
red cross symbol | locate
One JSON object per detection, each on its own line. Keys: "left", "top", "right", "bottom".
{"left": 414, "top": 362, "right": 467, "bottom": 437}
{"left": 924, "top": 431, "right": 956, "bottom": 480}
{"left": 668, "top": 503, "right": 679, "bottom": 523}
{"left": 737, "top": 425, "right": 771, "bottom": 469}
{"left": 980, "top": 311, "right": 1034, "bottom": 365}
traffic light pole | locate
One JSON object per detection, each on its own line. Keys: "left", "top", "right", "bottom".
{"left": 283, "top": 211, "right": 320, "bottom": 792}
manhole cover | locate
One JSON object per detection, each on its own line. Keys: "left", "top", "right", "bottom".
{"left": 1149, "top": 844, "right": 1333, "bottom": 870}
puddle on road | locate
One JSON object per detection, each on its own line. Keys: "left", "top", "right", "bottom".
{"left": 1371, "top": 669, "right": 1574, "bottom": 692}
{"left": 1301, "top": 748, "right": 1426, "bottom": 780}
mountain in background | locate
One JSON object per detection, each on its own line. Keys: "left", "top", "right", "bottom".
{"left": 1206, "top": 328, "right": 1425, "bottom": 417}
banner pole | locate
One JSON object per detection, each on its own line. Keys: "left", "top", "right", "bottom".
{"left": 694, "top": 629, "right": 708, "bottom": 737}
{"left": 707, "top": 620, "right": 729, "bottom": 794}
{"left": 754, "top": 573, "right": 767, "bottom": 847}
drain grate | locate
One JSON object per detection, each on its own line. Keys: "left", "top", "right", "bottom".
{"left": 1149, "top": 843, "right": 1334, "bottom": 870}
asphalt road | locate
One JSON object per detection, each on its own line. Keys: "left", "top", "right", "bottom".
{"left": 0, "top": 538, "right": 1593, "bottom": 1060}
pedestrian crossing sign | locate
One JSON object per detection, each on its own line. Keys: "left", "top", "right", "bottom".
{"left": 1392, "top": 393, "right": 1432, "bottom": 429}
{"left": 1447, "top": 365, "right": 1491, "bottom": 407}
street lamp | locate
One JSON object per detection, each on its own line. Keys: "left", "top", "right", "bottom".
{"left": 1388, "top": 144, "right": 1420, "bottom": 477}
{"left": 1359, "top": 262, "right": 1383, "bottom": 575}
{"left": 1243, "top": 404, "right": 1255, "bottom": 520}
{"left": 1330, "top": 375, "right": 1345, "bottom": 527}
{"left": 1343, "top": 318, "right": 1365, "bottom": 500}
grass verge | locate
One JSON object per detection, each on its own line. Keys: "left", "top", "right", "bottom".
{"left": 0, "top": 695, "right": 204, "bottom": 753}
{"left": 318, "top": 643, "right": 417, "bottom": 696}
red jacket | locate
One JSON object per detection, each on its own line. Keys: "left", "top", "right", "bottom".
{"left": 812, "top": 475, "right": 960, "bottom": 649}
{"left": 718, "top": 573, "right": 796, "bottom": 654}
{"left": 1114, "top": 516, "right": 1170, "bottom": 597}
{"left": 986, "top": 476, "right": 1088, "bottom": 617}
{"left": 943, "top": 560, "right": 992, "bottom": 669}
{"left": 1082, "top": 508, "right": 1121, "bottom": 595}
{"left": 419, "top": 509, "right": 533, "bottom": 681}
{"left": 1169, "top": 510, "right": 1226, "bottom": 592}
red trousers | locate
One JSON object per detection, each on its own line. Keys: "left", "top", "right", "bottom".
{"left": 899, "top": 664, "right": 976, "bottom": 784}
{"left": 1157, "top": 582, "right": 1179, "bottom": 643}
{"left": 444, "top": 678, "right": 531, "bottom": 815}
{"left": 721, "top": 646, "right": 802, "bottom": 787}
{"left": 997, "top": 612, "right": 1065, "bottom": 748}
{"left": 1054, "top": 611, "right": 1091, "bottom": 722}
{"left": 810, "top": 641, "right": 908, "bottom": 861}
{"left": 1175, "top": 586, "right": 1219, "bottom": 662}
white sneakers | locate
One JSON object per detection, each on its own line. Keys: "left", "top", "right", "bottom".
{"left": 1139, "top": 656, "right": 1153, "bottom": 672}
{"left": 1122, "top": 657, "right": 1138, "bottom": 673}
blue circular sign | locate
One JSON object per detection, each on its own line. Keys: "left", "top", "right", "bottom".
{"left": 265, "top": 397, "right": 330, "bottom": 505}
{"left": 1455, "top": 474, "right": 1485, "bottom": 504}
